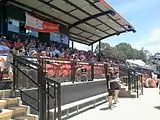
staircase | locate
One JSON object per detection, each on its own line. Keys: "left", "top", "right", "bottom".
{"left": 0, "top": 89, "right": 38, "bottom": 120}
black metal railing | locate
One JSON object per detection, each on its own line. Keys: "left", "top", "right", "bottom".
{"left": 11, "top": 54, "right": 61, "bottom": 120}
{"left": 119, "top": 65, "right": 143, "bottom": 98}
{"left": 45, "top": 77, "right": 61, "bottom": 120}
{"left": 26, "top": 57, "right": 106, "bottom": 83}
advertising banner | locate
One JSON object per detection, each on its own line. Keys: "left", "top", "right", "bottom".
{"left": 25, "top": 13, "right": 59, "bottom": 33}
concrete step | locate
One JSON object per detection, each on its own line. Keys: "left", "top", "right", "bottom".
{"left": 15, "top": 115, "right": 36, "bottom": 120}
{"left": 0, "top": 100, "right": 7, "bottom": 109}
{"left": 0, "top": 89, "right": 38, "bottom": 120}
{"left": 2, "top": 97, "right": 20, "bottom": 108}
{"left": 9, "top": 106, "right": 28, "bottom": 118}
{"left": 0, "top": 90, "right": 12, "bottom": 99}
{"left": 0, "top": 109, "right": 13, "bottom": 120}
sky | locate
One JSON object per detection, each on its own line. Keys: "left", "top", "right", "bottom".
{"left": 72, "top": 0, "right": 160, "bottom": 54}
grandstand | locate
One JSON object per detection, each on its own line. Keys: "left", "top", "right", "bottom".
{"left": 0, "top": 0, "right": 136, "bottom": 120}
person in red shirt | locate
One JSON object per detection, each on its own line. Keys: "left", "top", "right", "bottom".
{"left": 14, "top": 39, "right": 23, "bottom": 50}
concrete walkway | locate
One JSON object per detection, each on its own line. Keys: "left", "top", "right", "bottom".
{"left": 69, "top": 88, "right": 160, "bottom": 120}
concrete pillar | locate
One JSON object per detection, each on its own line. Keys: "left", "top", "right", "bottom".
{"left": 0, "top": 0, "right": 8, "bottom": 35}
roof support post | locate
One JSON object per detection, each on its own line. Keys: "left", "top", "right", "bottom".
{"left": 68, "top": 10, "right": 115, "bottom": 29}
{"left": 91, "top": 44, "right": 94, "bottom": 52}
{"left": 98, "top": 40, "right": 101, "bottom": 62}
{"left": 90, "top": 44, "right": 94, "bottom": 81}
{"left": 0, "top": 0, "right": 8, "bottom": 35}
{"left": 71, "top": 40, "right": 74, "bottom": 50}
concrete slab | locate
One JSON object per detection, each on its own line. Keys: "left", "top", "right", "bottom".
{"left": 69, "top": 88, "right": 160, "bottom": 120}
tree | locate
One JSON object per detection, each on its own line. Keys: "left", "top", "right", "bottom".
{"left": 115, "top": 43, "right": 135, "bottom": 59}
{"left": 95, "top": 42, "right": 149, "bottom": 62}
{"left": 136, "top": 48, "right": 148, "bottom": 62}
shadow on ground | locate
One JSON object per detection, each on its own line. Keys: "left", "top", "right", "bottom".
{"left": 100, "top": 105, "right": 117, "bottom": 111}
{"left": 154, "top": 106, "right": 160, "bottom": 110}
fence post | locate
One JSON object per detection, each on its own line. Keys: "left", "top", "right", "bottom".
{"left": 12, "top": 55, "right": 16, "bottom": 90}
{"left": 133, "top": 70, "right": 136, "bottom": 91}
{"left": 136, "top": 75, "right": 139, "bottom": 98}
{"left": 71, "top": 60, "right": 76, "bottom": 83}
{"left": 91, "top": 63, "right": 94, "bottom": 81}
{"left": 57, "top": 83, "right": 61, "bottom": 120}
{"left": 38, "top": 66, "right": 46, "bottom": 120}
{"left": 128, "top": 68, "right": 131, "bottom": 91}
{"left": 140, "top": 74, "right": 144, "bottom": 95}
{"left": 12, "top": 55, "right": 19, "bottom": 89}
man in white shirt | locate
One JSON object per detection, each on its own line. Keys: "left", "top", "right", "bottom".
{"left": 0, "top": 38, "right": 13, "bottom": 81}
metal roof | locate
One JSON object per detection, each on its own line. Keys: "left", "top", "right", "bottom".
{"left": 7, "top": 0, "right": 135, "bottom": 45}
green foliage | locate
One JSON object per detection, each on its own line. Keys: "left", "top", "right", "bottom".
{"left": 95, "top": 42, "right": 149, "bottom": 62}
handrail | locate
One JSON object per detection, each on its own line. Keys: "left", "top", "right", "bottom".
{"left": 19, "top": 89, "right": 40, "bottom": 103}
{"left": 12, "top": 63, "right": 56, "bottom": 100}
{"left": 12, "top": 54, "right": 62, "bottom": 120}
{"left": 19, "top": 89, "right": 39, "bottom": 111}
{"left": 15, "top": 55, "right": 107, "bottom": 65}
{"left": 45, "top": 77, "right": 61, "bottom": 85}
{"left": 21, "top": 99, "right": 39, "bottom": 111}
{"left": 45, "top": 77, "right": 61, "bottom": 120}
{"left": 12, "top": 54, "right": 40, "bottom": 67}
{"left": 12, "top": 64, "right": 39, "bottom": 86}
{"left": 11, "top": 59, "right": 38, "bottom": 71}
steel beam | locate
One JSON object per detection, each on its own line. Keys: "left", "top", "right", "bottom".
{"left": 85, "top": 0, "right": 130, "bottom": 31}
{"left": 38, "top": 0, "right": 110, "bottom": 35}
{"left": 65, "top": 0, "right": 118, "bottom": 32}
{"left": 89, "top": 29, "right": 135, "bottom": 45}
{"left": 69, "top": 10, "right": 115, "bottom": 29}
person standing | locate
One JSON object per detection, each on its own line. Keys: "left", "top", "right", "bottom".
{"left": 106, "top": 67, "right": 115, "bottom": 109}
{"left": 112, "top": 72, "right": 121, "bottom": 104}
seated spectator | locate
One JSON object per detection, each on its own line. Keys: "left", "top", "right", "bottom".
{"left": 14, "top": 39, "right": 23, "bottom": 50}
{"left": 2, "top": 35, "right": 100, "bottom": 63}
{"left": 79, "top": 51, "right": 86, "bottom": 62}
{"left": 52, "top": 46, "right": 61, "bottom": 57}
{"left": 40, "top": 51, "right": 49, "bottom": 58}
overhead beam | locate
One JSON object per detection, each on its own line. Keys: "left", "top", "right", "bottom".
{"left": 69, "top": 10, "right": 115, "bottom": 29}
{"left": 8, "top": 0, "right": 70, "bottom": 25}
{"left": 8, "top": 0, "right": 101, "bottom": 39}
{"left": 70, "top": 35, "right": 92, "bottom": 43}
{"left": 70, "top": 32, "right": 95, "bottom": 42}
{"left": 85, "top": 0, "right": 130, "bottom": 31}
{"left": 70, "top": 38, "right": 89, "bottom": 45}
{"left": 65, "top": 0, "right": 118, "bottom": 32}
{"left": 38, "top": 0, "right": 110, "bottom": 35}
{"left": 89, "top": 29, "right": 135, "bottom": 45}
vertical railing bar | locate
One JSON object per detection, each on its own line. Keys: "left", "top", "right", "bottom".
{"left": 57, "top": 83, "right": 61, "bottom": 120}
{"left": 47, "top": 80, "right": 50, "bottom": 120}
{"left": 141, "top": 74, "right": 144, "bottom": 95}
{"left": 133, "top": 70, "right": 136, "bottom": 91}
{"left": 136, "top": 75, "right": 139, "bottom": 98}
{"left": 13, "top": 56, "right": 16, "bottom": 91}
{"left": 16, "top": 58, "right": 19, "bottom": 89}
{"left": 39, "top": 65, "right": 46, "bottom": 120}
{"left": 128, "top": 68, "right": 131, "bottom": 91}
{"left": 91, "top": 63, "right": 94, "bottom": 81}
{"left": 54, "top": 84, "right": 56, "bottom": 120}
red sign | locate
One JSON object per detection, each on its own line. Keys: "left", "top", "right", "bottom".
{"left": 25, "top": 13, "right": 59, "bottom": 33}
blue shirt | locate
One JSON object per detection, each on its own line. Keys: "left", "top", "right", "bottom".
{"left": 0, "top": 45, "right": 10, "bottom": 56}
{"left": 53, "top": 49, "right": 61, "bottom": 56}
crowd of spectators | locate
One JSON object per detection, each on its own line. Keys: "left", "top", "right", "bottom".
{"left": 0, "top": 35, "right": 97, "bottom": 62}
